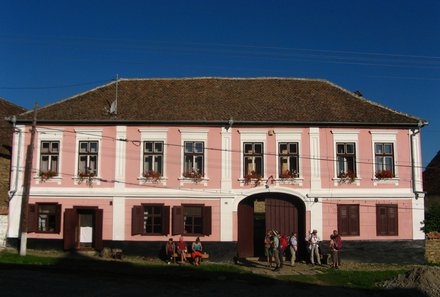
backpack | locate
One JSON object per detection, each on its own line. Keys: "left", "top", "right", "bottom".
{"left": 335, "top": 235, "right": 342, "bottom": 250}
{"left": 279, "top": 235, "right": 288, "bottom": 251}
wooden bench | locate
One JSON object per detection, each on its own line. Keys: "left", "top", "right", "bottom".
{"left": 172, "top": 252, "right": 209, "bottom": 263}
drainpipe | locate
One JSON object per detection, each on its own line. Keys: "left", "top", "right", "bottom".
{"left": 7, "top": 116, "right": 22, "bottom": 201}
{"left": 410, "top": 121, "right": 425, "bottom": 199}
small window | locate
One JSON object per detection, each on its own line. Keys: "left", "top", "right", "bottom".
{"left": 376, "top": 204, "right": 398, "bottom": 236}
{"left": 375, "top": 143, "right": 395, "bottom": 178}
{"left": 183, "top": 141, "right": 204, "bottom": 176}
{"left": 131, "top": 205, "right": 170, "bottom": 236}
{"left": 336, "top": 142, "right": 356, "bottom": 177}
{"left": 78, "top": 141, "right": 98, "bottom": 174}
{"left": 337, "top": 204, "right": 359, "bottom": 236}
{"left": 279, "top": 142, "right": 299, "bottom": 177}
{"left": 40, "top": 141, "right": 59, "bottom": 174}
{"left": 172, "top": 205, "right": 212, "bottom": 236}
{"left": 143, "top": 141, "right": 164, "bottom": 176}
{"left": 244, "top": 142, "right": 264, "bottom": 177}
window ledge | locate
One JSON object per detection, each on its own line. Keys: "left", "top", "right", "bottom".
{"left": 137, "top": 176, "right": 168, "bottom": 185}
{"left": 332, "top": 177, "right": 361, "bottom": 186}
{"left": 373, "top": 177, "right": 400, "bottom": 186}
{"left": 274, "top": 178, "right": 304, "bottom": 186}
{"left": 72, "top": 176, "right": 102, "bottom": 186}
{"left": 178, "top": 177, "right": 209, "bottom": 185}
{"left": 34, "top": 176, "right": 62, "bottom": 184}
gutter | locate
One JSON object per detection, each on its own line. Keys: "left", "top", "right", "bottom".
{"left": 410, "top": 121, "right": 427, "bottom": 199}
{"left": 7, "top": 116, "right": 22, "bottom": 201}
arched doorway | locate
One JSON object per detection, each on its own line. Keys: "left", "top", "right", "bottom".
{"left": 237, "top": 192, "right": 306, "bottom": 258}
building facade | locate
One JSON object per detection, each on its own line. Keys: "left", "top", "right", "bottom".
{"left": 7, "top": 78, "right": 427, "bottom": 261}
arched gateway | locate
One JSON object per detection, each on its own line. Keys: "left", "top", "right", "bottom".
{"left": 237, "top": 192, "right": 306, "bottom": 258}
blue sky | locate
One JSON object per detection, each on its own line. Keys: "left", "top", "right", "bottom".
{"left": 1, "top": 1, "right": 439, "bottom": 166}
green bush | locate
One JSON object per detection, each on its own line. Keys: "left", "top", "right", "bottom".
{"left": 422, "top": 204, "right": 440, "bottom": 233}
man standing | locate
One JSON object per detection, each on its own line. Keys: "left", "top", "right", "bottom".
{"left": 333, "top": 229, "right": 342, "bottom": 266}
{"left": 289, "top": 232, "right": 298, "bottom": 266}
{"left": 272, "top": 230, "right": 281, "bottom": 271}
{"left": 310, "top": 229, "right": 321, "bottom": 265}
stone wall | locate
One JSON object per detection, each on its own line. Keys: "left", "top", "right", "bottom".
{"left": 0, "top": 157, "right": 11, "bottom": 209}
{"left": 0, "top": 215, "right": 8, "bottom": 248}
{"left": 425, "top": 232, "right": 440, "bottom": 263}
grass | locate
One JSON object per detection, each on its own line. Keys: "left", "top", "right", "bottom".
{"left": 280, "top": 269, "right": 408, "bottom": 289}
{"left": 0, "top": 251, "right": 59, "bottom": 265}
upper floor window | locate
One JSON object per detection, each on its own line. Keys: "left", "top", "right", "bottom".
{"left": 375, "top": 143, "right": 395, "bottom": 178}
{"left": 336, "top": 142, "right": 356, "bottom": 177}
{"left": 183, "top": 141, "right": 204, "bottom": 176}
{"left": 78, "top": 141, "right": 98, "bottom": 174}
{"left": 244, "top": 142, "right": 264, "bottom": 177}
{"left": 40, "top": 141, "right": 59, "bottom": 174}
{"left": 279, "top": 142, "right": 299, "bottom": 178}
{"left": 143, "top": 141, "right": 164, "bottom": 176}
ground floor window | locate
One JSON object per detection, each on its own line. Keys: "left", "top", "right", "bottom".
{"left": 376, "top": 204, "right": 398, "bottom": 236}
{"left": 172, "top": 205, "right": 212, "bottom": 236}
{"left": 337, "top": 204, "right": 359, "bottom": 236}
{"left": 131, "top": 204, "right": 170, "bottom": 235}
{"left": 28, "top": 203, "right": 61, "bottom": 233}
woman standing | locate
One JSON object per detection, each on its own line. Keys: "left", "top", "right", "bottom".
{"left": 264, "top": 230, "right": 273, "bottom": 268}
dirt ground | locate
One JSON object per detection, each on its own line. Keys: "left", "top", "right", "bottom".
{"left": 0, "top": 250, "right": 437, "bottom": 297}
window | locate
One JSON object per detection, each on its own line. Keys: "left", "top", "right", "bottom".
{"left": 376, "top": 204, "right": 398, "bottom": 236}
{"left": 336, "top": 142, "right": 356, "bottom": 177}
{"left": 337, "top": 204, "right": 359, "bottom": 236}
{"left": 40, "top": 141, "right": 59, "bottom": 174}
{"left": 172, "top": 205, "right": 212, "bottom": 236}
{"left": 143, "top": 141, "right": 163, "bottom": 176}
{"left": 244, "top": 142, "right": 264, "bottom": 177}
{"left": 27, "top": 203, "right": 61, "bottom": 233}
{"left": 183, "top": 141, "right": 204, "bottom": 176}
{"left": 78, "top": 141, "right": 98, "bottom": 174}
{"left": 131, "top": 205, "right": 170, "bottom": 236}
{"left": 279, "top": 142, "right": 299, "bottom": 177}
{"left": 375, "top": 143, "right": 395, "bottom": 177}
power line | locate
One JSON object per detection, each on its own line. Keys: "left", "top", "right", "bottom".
{"left": 0, "top": 79, "right": 111, "bottom": 90}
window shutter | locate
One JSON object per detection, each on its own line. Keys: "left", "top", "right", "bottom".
{"left": 94, "top": 209, "right": 104, "bottom": 251}
{"left": 27, "top": 204, "right": 38, "bottom": 233}
{"left": 172, "top": 206, "right": 184, "bottom": 235}
{"left": 348, "top": 205, "right": 359, "bottom": 236}
{"left": 55, "top": 204, "right": 62, "bottom": 234}
{"left": 203, "top": 206, "right": 212, "bottom": 236}
{"left": 337, "top": 205, "right": 348, "bottom": 235}
{"left": 162, "top": 206, "right": 170, "bottom": 235}
{"left": 131, "top": 206, "right": 143, "bottom": 235}
{"left": 63, "top": 208, "right": 76, "bottom": 250}
{"left": 376, "top": 206, "right": 386, "bottom": 236}
{"left": 388, "top": 205, "right": 398, "bottom": 236}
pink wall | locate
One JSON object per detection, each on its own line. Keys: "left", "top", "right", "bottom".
{"left": 321, "top": 199, "right": 413, "bottom": 240}
{"left": 27, "top": 197, "right": 113, "bottom": 240}
{"left": 125, "top": 199, "right": 221, "bottom": 242}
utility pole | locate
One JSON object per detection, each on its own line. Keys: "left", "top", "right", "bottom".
{"left": 19, "top": 102, "right": 38, "bottom": 256}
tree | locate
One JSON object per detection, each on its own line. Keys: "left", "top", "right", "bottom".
{"left": 422, "top": 205, "right": 440, "bottom": 233}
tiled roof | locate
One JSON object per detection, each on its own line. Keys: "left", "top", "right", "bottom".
{"left": 0, "top": 98, "right": 26, "bottom": 155}
{"left": 16, "top": 78, "right": 425, "bottom": 126}
{"left": 424, "top": 151, "right": 440, "bottom": 195}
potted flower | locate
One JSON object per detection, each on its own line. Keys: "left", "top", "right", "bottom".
{"left": 375, "top": 169, "right": 395, "bottom": 179}
{"left": 337, "top": 170, "right": 356, "bottom": 184}
{"left": 244, "top": 171, "right": 263, "bottom": 187}
{"left": 182, "top": 169, "right": 203, "bottom": 183}
{"left": 39, "top": 170, "right": 57, "bottom": 182}
{"left": 78, "top": 170, "right": 96, "bottom": 187}
{"left": 143, "top": 170, "right": 161, "bottom": 182}
{"left": 279, "top": 170, "right": 299, "bottom": 179}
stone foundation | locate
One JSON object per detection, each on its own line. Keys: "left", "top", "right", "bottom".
{"left": 0, "top": 215, "right": 8, "bottom": 248}
{"left": 425, "top": 232, "right": 440, "bottom": 263}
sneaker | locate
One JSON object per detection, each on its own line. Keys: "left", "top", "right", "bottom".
{"left": 167, "top": 262, "right": 171, "bottom": 265}
{"left": 273, "top": 267, "right": 280, "bottom": 272}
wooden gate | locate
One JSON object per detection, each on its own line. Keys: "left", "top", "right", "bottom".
{"left": 237, "top": 200, "right": 254, "bottom": 257}
{"left": 265, "top": 197, "right": 298, "bottom": 236}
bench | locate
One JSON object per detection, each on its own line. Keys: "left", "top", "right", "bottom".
{"left": 172, "top": 252, "right": 209, "bottom": 263}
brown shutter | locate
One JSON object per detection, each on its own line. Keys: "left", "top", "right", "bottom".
{"left": 203, "top": 206, "right": 212, "bottom": 236}
{"left": 63, "top": 208, "right": 76, "bottom": 250}
{"left": 348, "top": 205, "right": 359, "bottom": 236}
{"left": 237, "top": 201, "right": 254, "bottom": 257}
{"left": 162, "top": 206, "right": 170, "bottom": 235}
{"left": 172, "top": 206, "right": 184, "bottom": 235}
{"left": 27, "top": 204, "right": 38, "bottom": 233}
{"left": 55, "top": 204, "right": 62, "bottom": 234}
{"left": 337, "top": 205, "right": 348, "bottom": 235}
{"left": 94, "top": 209, "right": 104, "bottom": 251}
{"left": 131, "top": 206, "right": 143, "bottom": 235}
{"left": 376, "top": 205, "right": 386, "bottom": 235}
{"left": 388, "top": 205, "right": 398, "bottom": 236}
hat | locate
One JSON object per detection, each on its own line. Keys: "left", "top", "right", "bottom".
{"left": 312, "top": 229, "right": 317, "bottom": 234}
{"left": 272, "top": 230, "right": 279, "bottom": 236}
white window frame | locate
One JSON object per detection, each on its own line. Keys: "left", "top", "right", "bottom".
{"left": 35, "top": 128, "right": 64, "bottom": 184}
{"left": 331, "top": 130, "right": 360, "bottom": 186}
{"left": 275, "top": 130, "right": 303, "bottom": 185}
{"left": 239, "top": 130, "right": 266, "bottom": 185}
{"left": 74, "top": 128, "right": 102, "bottom": 185}
{"left": 138, "top": 128, "right": 168, "bottom": 184}
{"left": 178, "top": 129, "right": 209, "bottom": 184}
{"left": 370, "top": 130, "right": 399, "bottom": 185}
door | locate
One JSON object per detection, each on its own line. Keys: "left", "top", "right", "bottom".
{"left": 265, "top": 197, "right": 298, "bottom": 236}
{"left": 63, "top": 207, "right": 103, "bottom": 251}
{"left": 79, "top": 212, "right": 94, "bottom": 248}
{"left": 237, "top": 200, "right": 254, "bottom": 257}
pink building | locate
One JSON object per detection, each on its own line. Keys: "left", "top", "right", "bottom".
{"left": 7, "top": 78, "right": 427, "bottom": 262}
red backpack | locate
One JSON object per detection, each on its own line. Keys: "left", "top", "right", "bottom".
{"left": 279, "top": 235, "right": 288, "bottom": 251}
